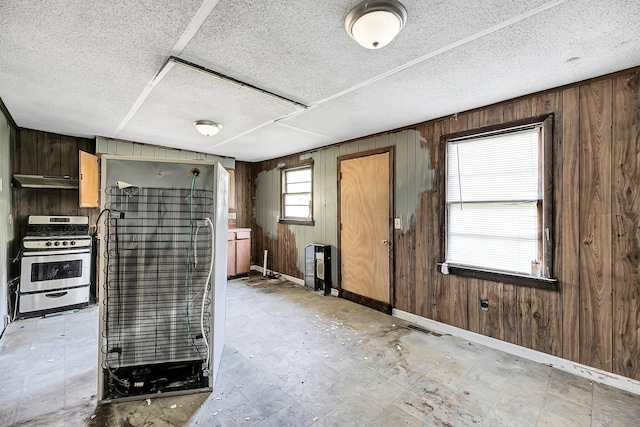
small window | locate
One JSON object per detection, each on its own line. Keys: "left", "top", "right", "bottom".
{"left": 279, "top": 162, "right": 314, "bottom": 225}
{"left": 441, "top": 115, "right": 555, "bottom": 288}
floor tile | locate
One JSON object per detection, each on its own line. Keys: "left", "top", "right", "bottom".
{"left": 547, "top": 370, "right": 594, "bottom": 407}
{"left": 537, "top": 395, "right": 592, "bottom": 426}
{"left": 0, "top": 273, "right": 638, "bottom": 426}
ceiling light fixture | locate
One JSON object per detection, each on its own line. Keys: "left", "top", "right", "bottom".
{"left": 193, "top": 120, "right": 223, "bottom": 136}
{"left": 345, "top": 0, "right": 407, "bottom": 49}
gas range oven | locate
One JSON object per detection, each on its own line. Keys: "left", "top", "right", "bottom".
{"left": 19, "top": 215, "right": 92, "bottom": 316}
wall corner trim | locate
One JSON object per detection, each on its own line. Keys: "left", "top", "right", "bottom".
{"left": 392, "top": 309, "right": 640, "bottom": 397}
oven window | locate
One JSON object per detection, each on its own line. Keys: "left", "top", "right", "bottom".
{"left": 31, "top": 260, "right": 83, "bottom": 282}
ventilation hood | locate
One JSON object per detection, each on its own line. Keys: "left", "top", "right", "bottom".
{"left": 12, "top": 174, "right": 79, "bottom": 189}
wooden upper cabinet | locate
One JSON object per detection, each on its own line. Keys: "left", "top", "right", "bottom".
{"left": 79, "top": 150, "right": 99, "bottom": 207}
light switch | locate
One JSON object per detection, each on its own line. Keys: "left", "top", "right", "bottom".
{"left": 394, "top": 217, "right": 401, "bottom": 229}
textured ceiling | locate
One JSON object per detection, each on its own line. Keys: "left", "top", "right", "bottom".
{"left": 0, "top": 0, "right": 639, "bottom": 161}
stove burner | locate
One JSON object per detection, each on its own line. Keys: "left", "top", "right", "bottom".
{"left": 23, "top": 215, "right": 91, "bottom": 251}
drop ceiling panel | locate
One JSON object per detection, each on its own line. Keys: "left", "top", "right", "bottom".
{"left": 283, "top": 0, "right": 640, "bottom": 141}
{"left": 0, "top": 1, "right": 203, "bottom": 137}
{"left": 116, "top": 62, "right": 304, "bottom": 154}
{"left": 181, "top": 0, "right": 549, "bottom": 105}
{"left": 211, "top": 123, "right": 336, "bottom": 162}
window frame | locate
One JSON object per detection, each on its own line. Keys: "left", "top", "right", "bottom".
{"left": 439, "top": 114, "right": 557, "bottom": 291}
{"left": 279, "top": 160, "right": 315, "bottom": 226}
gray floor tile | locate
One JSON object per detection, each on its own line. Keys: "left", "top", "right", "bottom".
{"left": 537, "top": 395, "right": 592, "bottom": 426}
{"left": 547, "top": 370, "right": 594, "bottom": 407}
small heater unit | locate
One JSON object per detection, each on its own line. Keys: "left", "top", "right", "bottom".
{"left": 304, "top": 244, "right": 331, "bottom": 295}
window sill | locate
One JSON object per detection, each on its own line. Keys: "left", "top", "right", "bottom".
{"left": 278, "top": 219, "right": 315, "bottom": 226}
{"left": 437, "top": 263, "right": 558, "bottom": 291}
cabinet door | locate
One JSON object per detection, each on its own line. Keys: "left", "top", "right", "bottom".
{"left": 236, "top": 238, "right": 251, "bottom": 274}
{"left": 227, "top": 240, "right": 236, "bottom": 276}
{"left": 79, "top": 151, "right": 99, "bottom": 207}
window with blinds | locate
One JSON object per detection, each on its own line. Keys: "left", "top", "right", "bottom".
{"left": 443, "top": 116, "right": 553, "bottom": 281}
{"left": 280, "top": 163, "right": 314, "bottom": 224}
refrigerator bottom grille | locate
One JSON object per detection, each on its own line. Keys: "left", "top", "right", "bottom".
{"left": 103, "top": 360, "right": 208, "bottom": 400}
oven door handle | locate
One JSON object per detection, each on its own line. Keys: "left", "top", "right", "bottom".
{"left": 45, "top": 291, "right": 68, "bottom": 298}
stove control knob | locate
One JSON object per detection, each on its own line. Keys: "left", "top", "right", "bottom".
{"left": 62, "top": 241, "right": 68, "bottom": 246}
{"left": 54, "top": 241, "right": 60, "bottom": 246}
{"left": 70, "top": 241, "right": 76, "bottom": 246}
{"left": 46, "top": 241, "right": 52, "bottom": 247}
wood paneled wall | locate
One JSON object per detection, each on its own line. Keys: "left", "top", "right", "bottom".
{"left": 9, "top": 129, "right": 100, "bottom": 288}
{"left": 11, "top": 129, "right": 99, "bottom": 249}
{"left": 250, "top": 67, "right": 640, "bottom": 381}
{"left": 234, "top": 161, "right": 253, "bottom": 229}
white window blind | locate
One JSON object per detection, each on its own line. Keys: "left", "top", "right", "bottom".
{"left": 283, "top": 166, "right": 312, "bottom": 219}
{"left": 445, "top": 127, "right": 541, "bottom": 275}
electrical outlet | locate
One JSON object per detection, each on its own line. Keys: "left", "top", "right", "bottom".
{"left": 228, "top": 212, "right": 237, "bottom": 220}
{"left": 394, "top": 217, "right": 401, "bottom": 229}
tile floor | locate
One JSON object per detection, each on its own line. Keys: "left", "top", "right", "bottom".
{"left": 0, "top": 273, "right": 638, "bottom": 426}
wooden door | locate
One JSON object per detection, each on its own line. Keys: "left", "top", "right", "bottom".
{"left": 339, "top": 149, "right": 393, "bottom": 307}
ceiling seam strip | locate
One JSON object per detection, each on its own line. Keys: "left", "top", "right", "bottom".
{"left": 312, "top": 0, "right": 568, "bottom": 107}
{"left": 171, "top": 0, "right": 221, "bottom": 56}
{"left": 169, "top": 57, "right": 309, "bottom": 109}
{"left": 211, "top": 121, "right": 273, "bottom": 148}
{"left": 274, "top": 122, "right": 335, "bottom": 140}
{"left": 114, "top": 60, "right": 176, "bottom": 136}
{"left": 212, "top": 106, "right": 322, "bottom": 148}
{"left": 114, "top": 0, "right": 220, "bottom": 136}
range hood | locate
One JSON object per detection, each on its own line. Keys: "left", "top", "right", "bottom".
{"left": 13, "top": 174, "right": 79, "bottom": 189}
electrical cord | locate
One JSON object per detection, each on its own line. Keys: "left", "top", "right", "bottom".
{"left": 9, "top": 277, "right": 20, "bottom": 322}
{"left": 93, "top": 208, "right": 111, "bottom": 238}
{"left": 200, "top": 217, "right": 215, "bottom": 369}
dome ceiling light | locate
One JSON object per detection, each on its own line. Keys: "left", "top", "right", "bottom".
{"left": 193, "top": 120, "right": 223, "bottom": 136}
{"left": 345, "top": 0, "right": 408, "bottom": 49}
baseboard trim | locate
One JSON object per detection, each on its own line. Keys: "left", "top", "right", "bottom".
{"left": 393, "top": 309, "right": 640, "bottom": 396}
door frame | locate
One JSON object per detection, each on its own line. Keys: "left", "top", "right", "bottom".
{"left": 337, "top": 146, "right": 394, "bottom": 313}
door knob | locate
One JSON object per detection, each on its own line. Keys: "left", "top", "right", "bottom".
{"left": 381, "top": 239, "right": 389, "bottom": 245}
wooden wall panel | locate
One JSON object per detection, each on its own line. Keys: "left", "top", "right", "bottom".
{"left": 531, "top": 92, "right": 562, "bottom": 356}
{"left": 612, "top": 71, "right": 640, "bottom": 379}
{"left": 579, "top": 80, "right": 613, "bottom": 371}
{"left": 479, "top": 282, "right": 503, "bottom": 340}
{"left": 428, "top": 119, "right": 448, "bottom": 322}
{"left": 501, "top": 284, "right": 518, "bottom": 345}
{"left": 234, "top": 161, "right": 253, "bottom": 229}
{"left": 414, "top": 123, "right": 431, "bottom": 319}
{"left": 12, "top": 130, "right": 98, "bottom": 241}
{"left": 561, "top": 86, "right": 581, "bottom": 362}
{"left": 392, "top": 131, "right": 420, "bottom": 312}
{"left": 249, "top": 67, "right": 640, "bottom": 381}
